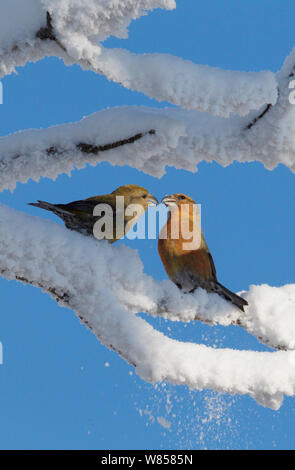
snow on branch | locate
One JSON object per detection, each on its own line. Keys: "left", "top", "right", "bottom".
{"left": 0, "top": 0, "right": 45, "bottom": 55}
{"left": 0, "top": 107, "right": 185, "bottom": 192}
{"left": 1, "top": 3, "right": 294, "bottom": 189}
{"left": 84, "top": 47, "right": 278, "bottom": 117}
{"left": 1, "top": 52, "right": 295, "bottom": 194}
{"left": 0, "top": 0, "right": 175, "bottom": 77}
{"left": 1, "top": 204, "right": 295, "bottom": 410}
{"left": 1, "top": 0, "right": 295, "bottom": 409}
{"left": 1, "top": 1, "right": 278, "bottom": 118}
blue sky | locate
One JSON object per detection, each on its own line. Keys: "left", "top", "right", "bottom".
{"left": 0, "top": 0, "right": 295, "bottom": 450}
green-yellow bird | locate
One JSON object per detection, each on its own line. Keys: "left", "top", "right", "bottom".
{"left": 29, "top": 184, "right": 158, "bottom": 243}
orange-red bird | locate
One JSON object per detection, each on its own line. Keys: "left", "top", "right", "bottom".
{"left": 158, "top": 193, "right": 248, "bottom": 311}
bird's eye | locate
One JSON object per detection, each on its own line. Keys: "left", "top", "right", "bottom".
{"left": 142, "top": 194, "right": 147, "bottom": 198}
{"left": 179, "top": 195, "right": 186, "bottom": 200}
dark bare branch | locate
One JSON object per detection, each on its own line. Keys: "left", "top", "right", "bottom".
{"left": 246, "top": 62, "right": 295, "bottom": 130}
{"left": 36, "top": 12, "right": 56, "bottom": 42}
{"left": 246, "top": 103, "right": 273, "bottom": 130}
{"left": 46, "top": 129, "right": 156, "bottom": 156}
{"left": 36, "top": 11, "right": 66, "bottom": 51}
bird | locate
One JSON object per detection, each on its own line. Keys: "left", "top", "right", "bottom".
{"left": 29, "top": 184, "right": 158, "bottom": 243}
{"left": 158, "top": 193, "right": 248, "bottom": 311}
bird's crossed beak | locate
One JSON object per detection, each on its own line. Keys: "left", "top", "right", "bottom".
{"left": 146, "top": 194, "right": 159, "bottom": 206}
{"left": 161, "top": 195, "right": 178, "bottom": 207}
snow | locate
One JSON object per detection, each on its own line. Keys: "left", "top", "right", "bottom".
{"left": 0, "top": 0, "right": 175, "bottom": 54}
{"left": 157, "top": 416, "right": 171, "bottom": 429}
{"left": 0, "top": 0, "right": 277, "bottom": 117}
{"left": 1, "top": 21, "right": 294, "bottom": 189}
{"left": 114, "top": 271, "right": 295, "bottom": 353}
{"left": 1, "top": 204, "right": 295, "bottom": 409}
{"left": 1, "top": 75, "right": 295, "bottom": 191}
{"left": 0, "top": 0, "right": 175, "bottom": 76}
{"left": 45, "top": 0, "right": 175, "bottom": 45}
{"left": 0, "top": 0, "right": 44, "bottom": 53}
{"left": 1, "top": 0, "right": 295, "bottom": 408}
{"left": 96, "top": 48, "right": 278, "bottom": 117}
{"left": 0, "top": 107, "right": 185, "bottom": 191}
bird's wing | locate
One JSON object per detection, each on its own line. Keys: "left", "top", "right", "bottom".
{"left": 159, "top": 243, "right": 217, "bottom": 292}
{"left": 184, "top": 249, "right": 215, "bottom": 282}
{"left": 207, "top": 251, "right": 217, "bottom": 281}
{"left": 169, "top": 251, "right": 213, "bottom": 293}
{"left": 200, "top": 231, "right": 217, "bottom": 281}
{"left": 171, "top": 250, "right": 215, "bottom": 292}
{"left": 57, "top": 195, "right": 119, "bottom": 217}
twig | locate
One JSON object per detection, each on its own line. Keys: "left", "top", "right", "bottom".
{"left": 36, "top": 12, "right": 56, "bottom": 42}
{"left": 46, "top": 130, "right": 156, "bottom": 156}
{"left": 36, "top": 11, "right": 66, "bottom": 52}
{"left": 246, "top": 62, "right": 295, "bottom": 130}
{"left": 246, "top": 103, "right": 273, "bottom": 130}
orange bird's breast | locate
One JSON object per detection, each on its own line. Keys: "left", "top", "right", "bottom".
{"left": 158, "top": 214, "right": 216, "bottom": 292}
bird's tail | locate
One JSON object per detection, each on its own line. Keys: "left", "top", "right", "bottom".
{"left": 28, "top": 200, "right": 70, "bottom": 217}
{"left": 29, "top": 200, "right": 58, "bottom": 212}
{"left": 214, "top": 282, "right": 248, "bottom": 312}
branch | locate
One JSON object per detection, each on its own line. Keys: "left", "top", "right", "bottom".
{"left": 5, "top": 272, "right": 136, "bottom": 367}
{"left": 1, "top": 8, "right": 278, "bottom": 117}
{"left": 246, "top": 103, "right": 273, "bottom": 130}
{"left": 0, "top": 107, "right": 183, "bottom": 192}
{"left": 19, "top": 11, "right": 282, "bottom": 117}
{"left": 47, "top": 129, "right": 155, "bottom": 156}
{"left": 246, "top": 55, "right": 295, "bottom": 130}
{"left": 1, "top": 70, "right": 295, "bottom": 193}
{"left": 83, "top": 47, "right": 278, "bottom": 118}
{"left": 1, "top": 2, "right": 295, "bottom": 410}
{"left": 1, "top": 2, "right": 293, "bottom": 174}
{"left": 1, "top": 204, "right": 295, "bottom": 409}
{"left": 0, "top": 1, "right": 176, "bottom": 78}
{"left": 1, "top": 14, "right": 294, "bottom": 190}
{"left": 35, "top": 11, "right": 66, "bottom": 52}
{"left": 36, "top": 11, "right": 56, "bottom": 42}
{"left": 119, "top": 280, "right": 295, "bottom": 352}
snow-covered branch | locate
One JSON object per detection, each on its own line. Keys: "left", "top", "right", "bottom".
{"left": 1, "top": 52, "right": 295, "bottom": 193}
{"left": 1, "top": 204, "right": 295, "bottom": 410}
{"left": 0, "top": 2, "right": 278, "bottom": 117}
{"left": 1, "top": 1, "right": 294, "bottom": 186}
{"left": 0, "top": 107, "right": 184, "bottom": 191}
{"left": 1, "top": 0, "right": 294, "bottom": 189}
{"left": 1, "top": 0, "right": 295, "bottom": 409}
{"left": 83, "top": 47, "right": 278, "bottom": 117}
{"left": 0, "top": 0, "right": 175, "bottom": 77}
